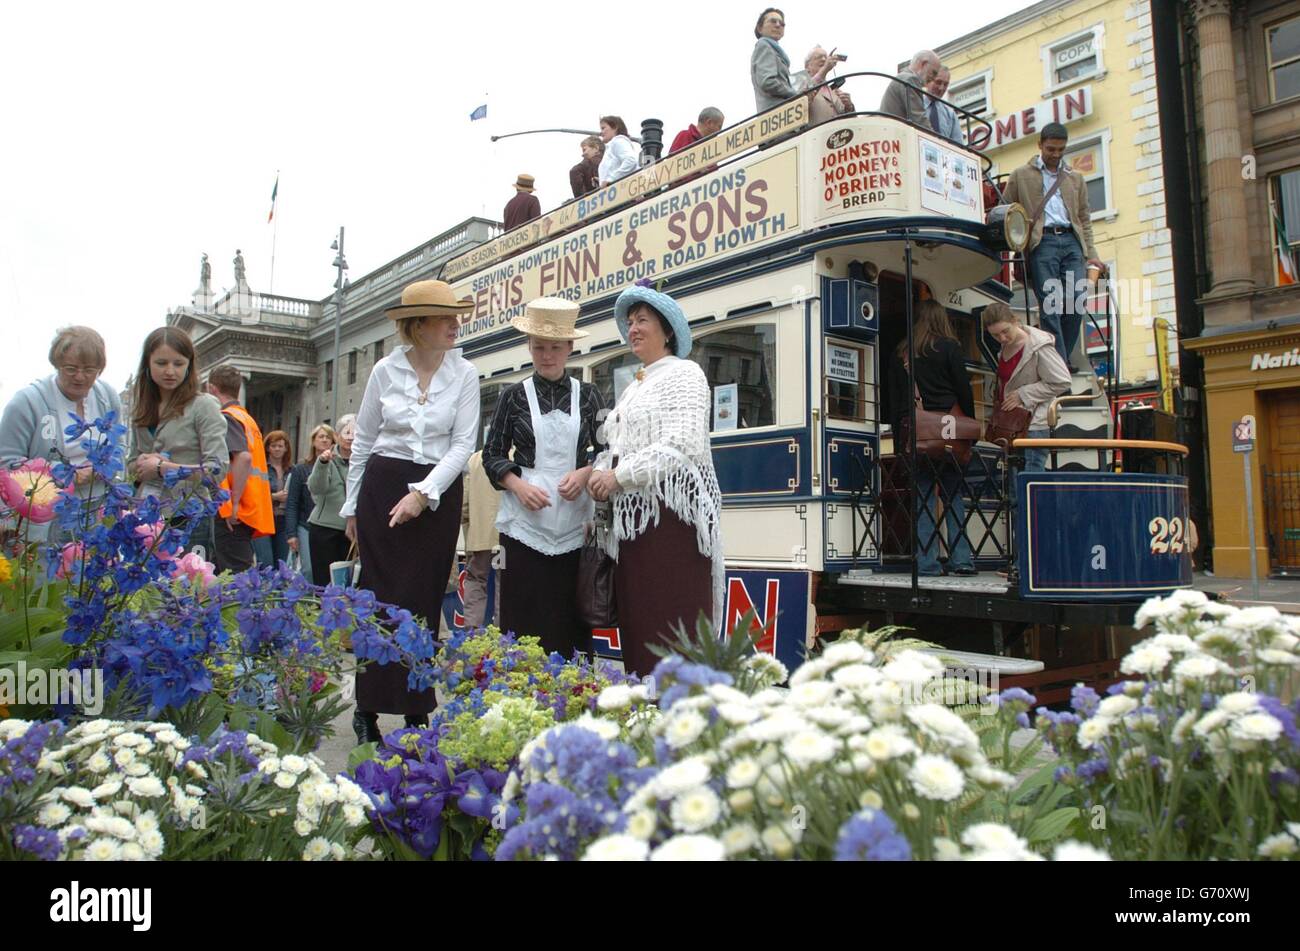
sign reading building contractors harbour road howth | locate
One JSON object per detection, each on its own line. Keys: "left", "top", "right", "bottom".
{"left": 452, "top": 149, "right": 799, "bottom": 347}
{"left": 443, "top": 99, "right": 809, "bottom": 282}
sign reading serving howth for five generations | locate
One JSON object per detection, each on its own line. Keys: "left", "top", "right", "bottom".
{"left": 452, "top": 149, "right": 799, "bottom": 347}
{"left": 443, "top": 98, "right": 809, "bottom": 282}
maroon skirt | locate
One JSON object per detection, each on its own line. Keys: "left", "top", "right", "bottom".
{"left": 355, "top": 454, "right": 463, "bottom": 715}
{"left": 614, "top": 507, "right": 712, "bottom": 678}
{"left": 499, "top": 534, "right": 590, "bottom": 660}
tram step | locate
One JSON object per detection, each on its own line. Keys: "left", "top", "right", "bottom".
{"left": 1069, "top": 372, "right": 1100, "bottom": 396}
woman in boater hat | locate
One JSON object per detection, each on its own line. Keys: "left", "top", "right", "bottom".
{"left": 341, "top": 279, "right": 480, "bottom": 743}
{"left": 483, "top": 297, "right": 606, "bottom": 657}
{"left": 587, "top": 283, "right": 723, "bottom": 677}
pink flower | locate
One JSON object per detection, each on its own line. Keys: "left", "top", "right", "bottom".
{"left": 172, "top": 551, "right": 218, "bottom": 588}
{"left": 0, "top": 459, "right": 66, "bottom": 525}
{"left": 56, "top": 542, "right": 85, "bottom": 580}
{"left": 134, "top": 522, "right": 178, "bottom": 560}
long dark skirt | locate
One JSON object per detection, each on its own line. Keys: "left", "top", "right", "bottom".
{"left": 355, "top": 455, "right": 462, "bottom": 716}
{"left": 614, "top": 507, "right": 712, "bottom": 678}
{"left": 499, "top": 534, "right": 590, "bottom": 660}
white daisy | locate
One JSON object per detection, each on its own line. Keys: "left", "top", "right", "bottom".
{"left": 663, "top": 710, "right": 708, "bottom": 750}
{"left": 301, "top": 837, "right": 332, "bottom": 861}
{"left": 1257, "top": 649, "right": 1300, "bottom": 667}
{"left": 1077, "top": 716, "right": 1114, "bottom": 750}
{"left": 138, "top": 829, "right": 165, "bottom": 858}
{"left": 1096, "top": 695, "right": 1139, "bottom": 718}
{"left": 38, "top": 802, "right": 72, "bottom": 827}
{"left": 281, "top": 755, "right": 309, "bottom": 775}
{"left": 788, "top": 681, "right": 839, "bottom": 709}
{"left": 61, "top": 786, "right": 95, "bottom": 809}
{"left": 596, "top": 685, "right": 634, "bottom": 711}
{"left": 822, "top": 641, "right": 870, "bottom": 666}
{"left": 670, "top": 787, "right": 722, "bottom": 834}
{"left": 782, "top": 730, "right": 838, "bottom": 768}
{"left": 721, "top": 823, "right": 760, "bottom": 856}
{"left": 788, "top": 658, "right": 832, "bottom": 686}
{"left": 1120, "top": 645, "right": 1172, "bottom": 677}
{"left": 134, "top": 812, "right": 160, "bottom": 836}
{"left": 649, "top": 835, "right": 726, "bottom": 861}
{"left": 583, "top": 835, "right": 650, "bottom": 861}
{"left": 864, "top": 725, "right": 917, "bottom": 761}
{"left": 1172, "top": 655, "right": 1228, "bottom": 683}
{"left": 716, "top": 703, "right": 760, "bottom": 726}
{"left": 725, "top": 757, "right": 762, "bottom": 789}
{"left": 1257, "top": 833, "right": 1299, "bottom": 859}
{"left": 127, "top": 777, "right": 166, "bottom": 799}
{"left": 120, "top": 842, "right": 146, "bottom": 862}
{"left": 962, "top": 823, "right": 1030, "bottom": 855}
{"left": 112, "top": 748, "right": 136, "bottom": 768}
{"left": 1217, "top": 692, "right": 1260, "bottom": 715}
{"left": 706, "top": 684, "right": 752, "bottom": 706}
{"left": 909, "top": 754, "right": 965, "bottom": 802}
{"left": 84, "top": 751, "right": 112, "bottom": 774}
{"left": 742, "top": 653, "right": 789, "bottom": 685}
{"left": 727, "top": 789, "right": 756, "bottom": 814}
{"left": 759, "top": 825, "right": 794, "bottom": 859}
{"left": 831, "top": 664, "right": 884, "bottom": 690}
{"left": 294, "top": 818, "right": 315, "bottom": 837}
{"left": 82, "top": 838, "right": 123, "bottom": 861}
{"left": 625, "top": 809, "right": 657, "bottom": 841}
{"left": 651, "top": 757, "right": 713, "bottom": 798}
{"left": 273, "top": 771, "right": 297, "bottom": 789}
{"left": 804, "top": 705, "right": 853, "bottom": 730}
{"left": 906, "top": 704, "right": 979, "bottom": 750}
{"left": 1227, "top": 713, "right": 1283, "bottom": 745}
{"left": 342, "top": 804, "right": 366, "bottom": 828}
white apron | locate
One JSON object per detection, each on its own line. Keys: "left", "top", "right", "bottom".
{"left": 495, "top": 376, "right": 593, "bottom": 555}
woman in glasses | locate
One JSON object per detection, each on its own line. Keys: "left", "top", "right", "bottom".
{"left": 0, "top": 326, "right": 124, "bottom": 543}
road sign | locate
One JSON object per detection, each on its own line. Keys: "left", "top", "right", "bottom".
{"left": 1232, "top": 415, "right": 1256, "bottom": 454}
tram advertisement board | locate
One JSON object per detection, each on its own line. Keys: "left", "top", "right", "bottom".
{"left": 1017, "top": 472, "right": 1193, "bottom": 600}
{"left": 590, "top": 568, "right": 811, "bottom": 673}
{"left": 443, "top": 98, "right": 809, "bottom": 281}
{"left": 813, "top": 119, "right": 985, "bottom": 224}
{"left": 452, "top": 149, "right": 800, "bottom": 347}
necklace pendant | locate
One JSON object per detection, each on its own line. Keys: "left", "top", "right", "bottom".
{"left": 417, "top": 392, "right": 428, "bottom": 405}
{"left": 635, "top": 368, "right": 645, "bottom": 381}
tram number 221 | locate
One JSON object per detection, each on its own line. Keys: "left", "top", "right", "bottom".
{"left": 1148, "top": 517, "right": 1187, "bottom": 555}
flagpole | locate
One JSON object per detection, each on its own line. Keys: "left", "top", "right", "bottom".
{"left": 269, "top": 170, "right": 280, "bottom": 295}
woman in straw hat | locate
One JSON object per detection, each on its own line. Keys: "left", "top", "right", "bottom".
{"left": 587, "top": 283, "right": 722, "bottom": 677}
{"left": 483, "top": 297, "right": 605, "bottom": 657}
{"left": 340, "top": 279, "right": 480, "bottom": 743}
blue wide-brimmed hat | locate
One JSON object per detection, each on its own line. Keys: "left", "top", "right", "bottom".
{"left": 614, "top": 283, "right": 692, "bottom": 359}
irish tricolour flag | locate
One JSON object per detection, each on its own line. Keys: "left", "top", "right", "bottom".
{"left": 1276, "top": 206, "right": 1298, "bottom": 286}
{"left": 267, "top": 175, "right": 279, "bottom": 224}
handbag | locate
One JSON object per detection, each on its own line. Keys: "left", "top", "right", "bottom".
{"left": 329, "top": 539, "right": 360, "bottom": 589}
{"left": 985, "top": 380, "right": 1033, "bottom": 449}
{"left": 899, "top": 376, "right": 980, "bottom": 467}
{"left": 576, "top": 506, "right": 618, "bottom": 630}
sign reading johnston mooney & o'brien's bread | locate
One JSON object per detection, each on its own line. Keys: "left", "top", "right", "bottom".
{"left": 442, "top": 98, "right": 809, "bottom": 282}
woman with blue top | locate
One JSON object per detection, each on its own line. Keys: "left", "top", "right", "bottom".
{"left": 588, "top": 283, "right": 723, "bottom": 677}
{"left": 0, "top": 326, "right": 124, "bottom": 544}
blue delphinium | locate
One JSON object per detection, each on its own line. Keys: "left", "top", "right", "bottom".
{"left": 0, "top": 721, "right": 64, "bottom": 794}
{"left": 834, "top": 809, "right": 911, "bottom": 861}
{"left": 1070, "top": 683, "right": 1101, "bottom": 717}
{"left": 12, "top": 824, "right": 62, "bottom": 861}
{"left": 651, "top": 654, "right": 734, "bottom": 710}
{"left": 495, "top": 724, "right": 655, "bottom": 861}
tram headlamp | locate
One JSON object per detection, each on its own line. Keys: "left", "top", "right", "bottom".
{"left": 985, "top": 203, "right": 1029, "bottom": 253}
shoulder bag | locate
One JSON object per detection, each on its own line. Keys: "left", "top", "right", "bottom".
{"left": 899, "top": 375, "right": 980, "bottom": 467}
{"left": 576, "top": 502, "right": 617, "bottom": 630}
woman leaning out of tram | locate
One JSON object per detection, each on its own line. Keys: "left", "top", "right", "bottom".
{"left": 483, "top": 297, "right": 605, "bottom": 658}
{"left": 981, "top": 301, "right": 1071, "bottom": 473}
{"left": 341, "top": 279, "right": 480, "bottom": 744}
{"left": 588, "top": 283, "right": 723, "bottom": 678}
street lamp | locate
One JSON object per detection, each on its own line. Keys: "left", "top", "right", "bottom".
{"left": 329, "top": 227, "right": 348, "bottom": 424}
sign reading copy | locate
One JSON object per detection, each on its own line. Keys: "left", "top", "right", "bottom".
{"left": 452, "top": 149, "right": 799, "bottom": 347}
{"left": 443, "top": 99, "right": 809, "bottom": 281}
{"left": 967, "top": 84, "right": 1093, "bottom": 152}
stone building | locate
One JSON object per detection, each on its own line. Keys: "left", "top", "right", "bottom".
{"left": 1157, "top": 0, "right": 1300, "bottom": 576}
{"left": 163, "top": 219, "right": 500, "bottom": 458}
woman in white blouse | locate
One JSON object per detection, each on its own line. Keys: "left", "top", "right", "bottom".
{"left": 597, "top": 115, "right": 641, "bottom": 186}
{"left": 341, "top": 279, "right": 480, "bottom": 741}
{"left": 588, "top": 284, "right": 722, "bottom": 677}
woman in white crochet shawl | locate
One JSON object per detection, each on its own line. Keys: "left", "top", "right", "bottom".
{"left": 588, "top": 283, "right": 723, "bottom": 677}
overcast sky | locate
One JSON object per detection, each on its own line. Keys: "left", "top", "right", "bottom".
{"left": 0, "top": 0, "right": 1032, "bottom": 407}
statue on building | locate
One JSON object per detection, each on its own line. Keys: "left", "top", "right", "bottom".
{"left": 193, "top": 252, "right": 214, "bottom": 309}
{"left": 234, "top": 249, "right": 249, "bottom": 287}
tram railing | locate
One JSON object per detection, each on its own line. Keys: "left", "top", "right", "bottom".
{"left": 849, "top": 438, "right": 1190, "bottom": 588}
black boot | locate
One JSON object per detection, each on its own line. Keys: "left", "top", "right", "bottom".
{"left": 352, "top": 711, "right": 382, "bottom": 745}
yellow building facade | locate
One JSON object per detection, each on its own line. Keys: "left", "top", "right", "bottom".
{"left": 937, "top": 0, "right": 1176, "bottom": 400}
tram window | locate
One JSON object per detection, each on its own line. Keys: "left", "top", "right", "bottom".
{"left": 478, "top": 382, "right": 504, "bottom": 450}
{"left": 690, "top": 324, "right": 776, "bottom": 431}
{"left": 593, "top": 352, "right": 642, "bottom": 407}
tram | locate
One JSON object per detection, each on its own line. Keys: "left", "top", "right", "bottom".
{"left": 440, "top": 77, "right": 1193, "bottom": 691}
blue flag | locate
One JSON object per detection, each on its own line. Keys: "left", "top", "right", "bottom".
{"left": 470, "top": 104, "right": 487, "bottom": 121}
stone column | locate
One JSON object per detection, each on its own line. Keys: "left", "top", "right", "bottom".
{"left": 1190, "top": 0, "right": 1253, "bottom": 298}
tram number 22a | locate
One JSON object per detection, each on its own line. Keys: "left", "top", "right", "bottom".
{"left": 1148, "top": 517, "right": 1187, "bottom": 555}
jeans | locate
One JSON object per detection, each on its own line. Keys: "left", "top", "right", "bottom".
{"left": 915, "top": 460, "right": 973, "bottom": 575}
{"left": 252, "top": 521, "right": 290, "bottom": 567}
{"left": 214, "top": 518, "right": 255, "bottom": 574}
{"left": 1029, "top": 231, "right": 1087, "bottom": 370}
{"left": 1022, "top": 427, "right": 1052, "bottom": 474}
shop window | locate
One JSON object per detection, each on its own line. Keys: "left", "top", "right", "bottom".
{"left": 1065, "top": 132, "right": 1113, "bottom": 218}
{"left": 374, "top": 339, "right": 384, "bottom": 364}
{"left": 692, "top": 324, "right": 776, "bottom": 431}
{"left": 1268, "top": 15, "right": 1300, "bottom": 103}
{"left": 592, "top": 352, "right": 643, "bottom": 408}
{"left": 1271, "top": 169, "right": 1300, "bottom": 286}
{"left": 1042, "top": 25, "right": 1105, "bottom": 92}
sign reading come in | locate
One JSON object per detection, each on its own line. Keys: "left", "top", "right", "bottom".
{"left": 451, "top": 149, "right": 800, "bottom": 347}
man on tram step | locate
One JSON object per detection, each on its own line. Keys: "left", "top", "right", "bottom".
{"left": 1001, "top": 122, "right": 1106, "bottom": 372}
